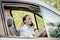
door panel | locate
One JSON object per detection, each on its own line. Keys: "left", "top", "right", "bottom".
{"left": 0, "top": 3, "right": 5, "bottom": 37}
{"left": 4, "top": 10, "right": 16, "bottom": 36}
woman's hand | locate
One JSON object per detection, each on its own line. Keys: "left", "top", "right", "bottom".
{"left": 34, "top": 27, "right": 46, "bottom": 37}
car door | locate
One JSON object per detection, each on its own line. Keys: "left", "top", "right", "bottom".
{"left": 40, "top": 6, "right": 60, "bottom": 38}
{"left": 1, "top": 0, "right": 60, "bottom": 39}
{"left": 1, "top": 1, "right": 48, "bottom": 38}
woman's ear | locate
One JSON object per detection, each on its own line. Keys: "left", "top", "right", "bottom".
{"left": 24, "top": 21, "right": 25, "bottom": 24}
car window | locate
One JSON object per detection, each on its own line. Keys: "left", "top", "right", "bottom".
{"left": 34, "top": 14, "right": 47, "bottom": 37}
{"left": 10, "top": 10, "right": 47, "bottom": 37}
{"left": 35, "top": 14, "right": 44, "bottom": 30}
{"left": 40, "top": 7, "right": 60, "bottom": 38}
{"left": 11, "top": 10, "right": 37, "bottom": 30}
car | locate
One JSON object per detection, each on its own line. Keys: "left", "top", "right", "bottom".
{"left": 0, "top": 0, "right": 60, "bottom": 40}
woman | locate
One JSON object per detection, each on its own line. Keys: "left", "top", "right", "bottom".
{"left": 20, "top": 15, "right": 46, "bottom": 37}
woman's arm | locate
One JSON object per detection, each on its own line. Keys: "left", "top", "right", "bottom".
{"left": 34, "top": 27, "right": 46, "bottom": 37}
{"left": 20, "top": 32, "right": 28, "bottom": 37}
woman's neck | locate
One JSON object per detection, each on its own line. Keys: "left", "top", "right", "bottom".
{"left": 25, "top": 24, "right": 30, "bottom": 27}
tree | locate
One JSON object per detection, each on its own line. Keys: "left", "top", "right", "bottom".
{"left": 38, "top": 0, "right": 60, "bottom": 11}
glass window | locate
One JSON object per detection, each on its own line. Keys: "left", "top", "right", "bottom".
{"left": 35, "top": 14, "right": 47, "bottom": 37}
{"left": 35, "top": 15, "right": 44, "bottom": 30}
{"left": 40, "top": 7, "right": 60, "bottom": 38}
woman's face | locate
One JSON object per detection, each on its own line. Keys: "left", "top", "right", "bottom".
{"left": 24, "top": 16, "right": 32, "bottom": 25}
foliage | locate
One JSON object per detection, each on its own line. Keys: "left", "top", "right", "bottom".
{"left": 38, "top": 0, "right": 60, "bottom": 11}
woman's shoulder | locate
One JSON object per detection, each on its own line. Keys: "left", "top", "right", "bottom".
{"left": 20, "top": 24, "right": 28, "bottom": 31}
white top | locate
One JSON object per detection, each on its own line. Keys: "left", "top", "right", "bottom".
{"left": 20, "top": 24, "right": 35, "bottom": 37}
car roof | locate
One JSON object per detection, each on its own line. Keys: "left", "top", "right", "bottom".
{"left": 1, "top": 0, "right": 60, "bottom": 16}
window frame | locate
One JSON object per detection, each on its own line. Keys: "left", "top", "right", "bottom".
{"left": 34, "top": 13, "right": 44, "bottom": 30}
{"left": 2, "top": 2, "right": 41, "bottom": 37}
{"left": 10, "top": 9, "right": 45, "bottom": 37}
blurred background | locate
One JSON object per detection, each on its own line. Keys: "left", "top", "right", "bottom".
{"left": 38, "top": 0, "right": 60, "bottom": 11}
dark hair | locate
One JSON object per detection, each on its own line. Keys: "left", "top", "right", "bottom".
{"left": 23, "top": 15, "right": 34, "bottom": 26}
{"left": 23, "top": 15, "right": 29, "bottom": 24}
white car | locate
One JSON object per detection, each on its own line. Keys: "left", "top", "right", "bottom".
{"left": 0, "top": 0, "right": 60, "bottom": 40}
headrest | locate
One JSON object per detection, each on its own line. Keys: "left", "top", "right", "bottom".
{"left": 7, "top": 19, "right": 13, "bottom": 27}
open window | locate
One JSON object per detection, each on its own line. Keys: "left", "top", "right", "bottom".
{"left": 11, "top": 10, "right": 36, "bottom": 30}
{"left": 11, "top": 10, "right": 47, "bottom": 37}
